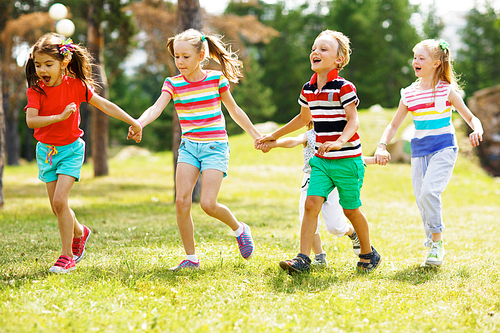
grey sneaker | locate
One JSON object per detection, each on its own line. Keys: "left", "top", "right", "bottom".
{"left": 311, "top": 252, "right": 327, "bottom": 266}
{"left": 425, "top": 240, "right": 445, "bottom": 266}
{"left": 348, "top": 230, "right": 361, "bottom": 256}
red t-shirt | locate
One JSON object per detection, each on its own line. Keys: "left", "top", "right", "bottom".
{"left": 25, "top": 76, "right": 94, "bottom": 145}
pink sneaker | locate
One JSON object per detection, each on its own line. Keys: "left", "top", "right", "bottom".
{"left": 49, "top": 255, "right": 76, "bottom": 273}
{"left": 72, "top": 225, "right": 91, "bottom": 263}
{"left": 169, "top": 259, "right": 200, "bottom": 271}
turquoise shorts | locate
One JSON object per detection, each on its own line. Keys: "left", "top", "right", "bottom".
{"left": 36, "top": 138, "right": 85, "bottom": 183}
{"left": 307, "top": 155, "right": 365, "bottom": 210}
{"left": 177, "top": 138, "right": 230, "bottom": 177}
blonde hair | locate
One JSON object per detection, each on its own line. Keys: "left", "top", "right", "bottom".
{"left": 166, "top": 28, "right": 243, "bottom": 83}
{"left": 25, "top": 33, "right": 94, "bottom": 97}
{"left": 413, "top": 39, "right": 459, "bottom": 89}
{"left": 316, "top": 30, "right": 351, "bottom": 70}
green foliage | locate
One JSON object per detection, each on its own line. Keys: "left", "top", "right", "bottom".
{"left": 108, "top": 68, "right": 174, "bottom": 151}
{"left": 422, "top": 0, "right": 445, "bottom": 39}
{"left": 455, "top": 2, "right": 500, "bottom": 98}
{"left": 1, "top": 111, "right": 500, "bottom": 332}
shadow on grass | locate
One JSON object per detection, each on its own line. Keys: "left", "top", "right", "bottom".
{"left": 391, "top": 264, "right": 442, "bottom": 285}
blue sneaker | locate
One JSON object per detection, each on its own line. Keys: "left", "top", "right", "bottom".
{"left": 279, "top": 253, "right": 312, "bottom": 274}
{"left": 235, "top": 222, "right": 254, "bottom": 259}
{"left": 357, "top": 246, "right": 381, "bottom": 273}
{"left": 169, "top": 259, "right": 200, "bottom": 271}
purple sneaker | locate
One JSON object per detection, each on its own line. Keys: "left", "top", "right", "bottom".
{"left": 235, "top": 222, "right": 254, "bottom": 259}
{"left": 72, "top": 225, "right": 91, "bottom": 264}
{"left": 170, "top": 259, "right": 200, "bottom": 271}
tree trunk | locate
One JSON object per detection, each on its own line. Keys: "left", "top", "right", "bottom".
{"left": 176, "top": 0, "right": 202, "bottom": 202}
{"left": 87, "top": 1, "right": 109, "bottom": 177}
{"left": 0, "top": 65, "right": 5, "bottom": 207}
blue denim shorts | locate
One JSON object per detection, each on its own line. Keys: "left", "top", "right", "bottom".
{"left": 177, "top": 138, "right": 230, "bottom": 177}
{"left": 36, "top": 138, "right": 85, "bottom": 183}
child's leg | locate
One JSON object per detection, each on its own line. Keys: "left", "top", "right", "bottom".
{"left": 343, "top": 208, "right": 371, "bottom": 262}
{"left": 299, "top": 195, "right": 324, "bottom": 257}
{"left": 175, "top": 163, "right": 201, "bottom": 255}
{"left": 411, "top": 148, "right": 457, "bottom": 246}
{"left": 299, "top": 176, "right": 323, "bottom": 254}
{"left": 321, "top": 188, "right": 349, "bottom": 237}
{"left": 45, "top": 175, "right": 77, "bottom": 258}
{"left": 199, "top": 169, "right": 240, "bottom": 230}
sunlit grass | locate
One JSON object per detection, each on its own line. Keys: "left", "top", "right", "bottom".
{"left": 1, "top": 110, "right": 500, "bottom": 332}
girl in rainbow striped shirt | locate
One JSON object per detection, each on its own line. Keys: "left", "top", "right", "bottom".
{"left": 374, "top": 39, "right": 483, "bottom": 267}
{"left": 128, "top": 29, "right": 262, "bottom": 270}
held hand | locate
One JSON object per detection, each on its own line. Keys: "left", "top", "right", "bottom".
{"left": 469, "top": 131, "right": 483, "bottom": 147}
{"left": 127, "top": 125, "right": 142, "bottom": 143}
{"left": 256, "top": 133, "right": 276, "bottom": 144}
{"left": 374, "top": 148, "right": 391, "bottom": 166}
{"left": 60, "top": 102, "right": 77, "bottom": 121}
{"left": 317, "top": 141, "right": 343, "bottom": 156}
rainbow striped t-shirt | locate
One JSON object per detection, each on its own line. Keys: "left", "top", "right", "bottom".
{"left": 401, "top": 80, "right": 457, "bottom": 157}
{"left": 162, "top": 70, "right": 230, "bottom": 142}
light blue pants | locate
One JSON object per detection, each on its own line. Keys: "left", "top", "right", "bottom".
{"left": 411, "top": 147, "right": 458, "bottom": 247}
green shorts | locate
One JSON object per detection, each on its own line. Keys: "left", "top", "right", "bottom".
{"left": 36, "top": 138, "right": 85, "bottom": 183}
{"left": 307, "top": 155, "right": 365, "bottom": 210}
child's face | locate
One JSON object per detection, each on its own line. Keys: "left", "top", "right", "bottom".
{"left": 173, "top": 41, "right": 204, "bottom": 79}
{"left": 310, "top": 35, "right": 343, "bottom": 74}
{"left": 34, "top": 51, "right": 66, "bottom": 87}
{"left": 412, "top": 45, "right": 440, "bottom": 79}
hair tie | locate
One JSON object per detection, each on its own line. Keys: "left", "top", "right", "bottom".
{"left": 438, "top": 40, "right": 449, "bottom": 51}
{"left": 59, "top": 38, "right": 75, "bottom": 57}
{"left": 201, "top": 35, "right": 206, "bottom": 42}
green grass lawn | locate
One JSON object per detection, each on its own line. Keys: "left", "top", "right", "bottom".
{"left": 1, "top": 110, "right": 500, "bottom": 332}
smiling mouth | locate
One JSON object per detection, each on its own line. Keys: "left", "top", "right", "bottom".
{"left": 42, "top": 76, "right": 51, "bottom": 84}
{"left": 312, "top": 59, "right": 321, "bottom": 64}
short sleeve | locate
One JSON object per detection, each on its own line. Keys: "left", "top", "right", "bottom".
{"left": 339, "top": 82, "right": 359, "bottom": 107}
{"left": 298, "top": 84, "right": 309, "bottom": 107}
{"left": 219, "top": 75, "right": 229, "bottom": 94}
{"left": 25, "top": 88, "right": 41, "bottom": 111}
{"left": 161, "top": 78, "right": 174, "bottom": 97}
{"left": 400, "top": 86, "right": 409, "bottom": 106}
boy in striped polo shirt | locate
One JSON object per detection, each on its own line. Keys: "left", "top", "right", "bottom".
{"left": 257, "top": 30, "right": 381, "bottom": 274}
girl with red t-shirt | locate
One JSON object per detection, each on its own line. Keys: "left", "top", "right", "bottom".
{"left": 25, "top": 33, "right": 142, "bottom": 273}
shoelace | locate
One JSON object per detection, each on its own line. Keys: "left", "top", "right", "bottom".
{"left": 429, "top": 242, "right": 440, "bottom": 256}
{"left": 45, "top": 145, "right": 58, "bottom": 165}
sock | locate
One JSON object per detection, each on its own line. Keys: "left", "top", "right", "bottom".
{"left": 234, "top": 223, "right": 244, "bottom": 237}
{"left": 348, "top": 230, "right": 357, "bottom": 239}
{"left": 186, "top": 255, "right": 199, "bottom": 263}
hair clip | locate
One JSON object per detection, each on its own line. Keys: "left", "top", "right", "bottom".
{"left": 201, "top": 35, "right": 206, "bottom": 42}
{"left": 438, "top": 40, "right": 449, "bottom": 51}
{"left": 59, "top": 38, "right": 75, "bottom": 57}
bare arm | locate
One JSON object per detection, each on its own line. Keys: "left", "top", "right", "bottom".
{"left": 259, "top": 106, "right": 312, "bottom": 144}
{"left": 260, "top": 133, "right": 307, "bottom": 153}
{"left": 449, "top": 89, "right": 483, "bottom": 147}
{"left": 374, "top": 99, "right": 409, "bottom": 165}
{"left": 26, "top": 103, "right": 77, "bottom": 129}
{"left": 221, "top": 90, "right": 261, "bottom": 140}
{"left": 89, "top": 94, "right": 141, "bottom": 134}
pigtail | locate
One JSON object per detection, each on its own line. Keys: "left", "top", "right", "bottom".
{"left": 65, "top": 43, "right": 95, "bottom": 92}
{"left": 203, "top": 35, "right": 243, "bottom": 83}
{"left": 25, "top": 52, "right": 45, "bottom": 95}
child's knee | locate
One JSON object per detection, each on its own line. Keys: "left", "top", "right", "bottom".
{"left": 200, "top": 200, "right": 218, "bottom": 216}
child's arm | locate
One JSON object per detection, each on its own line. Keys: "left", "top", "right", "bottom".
{"left": 362, "top": 156, "right": 375, "bottom": 165}
{"left": 259, "top": 133, "right": 307, "bottom": 153}
{"left": 449, "top": 89, "right": 483, "bottom": 147}
{"left": 317, "top": 103, "right": 358, "bottom": 155}
{"left": 374, "top": 99, "right": 409, "bottom": 165}
{"left": 258, "top": 106, "right": 312, "bottom": 145}
{"left": 221, "top": 90, "right": 261, "bottom": 140}
{"left": 88, "top": 94, "right": 141, "bottom": 134}
{"left": 25, "top": 103, "right": 77, "bottom": 129}
{"left": 127, "top": 91, "right": 172, "bottom": 142}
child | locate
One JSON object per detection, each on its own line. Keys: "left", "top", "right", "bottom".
{"left": 257, "top": 30, "right": 381, "bottom": 274}
{"left": 127, "top": 29, "right": 262, "bottom": 271}
{"left": 24, "top": 33, "right": 142, "bottom": 273}
{"left": 374, "top": 39, "right": 483, "bottom": 266}
{"left": 259, "top": 120, "right": 365, "bottom": 266}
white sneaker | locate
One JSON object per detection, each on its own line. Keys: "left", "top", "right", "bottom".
{"left": 425, "top": 240, "right": 445, "bottom": 266}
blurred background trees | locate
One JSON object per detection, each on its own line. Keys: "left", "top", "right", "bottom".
{"left": 0, "top": 0, "right": 499, "bottom": 181}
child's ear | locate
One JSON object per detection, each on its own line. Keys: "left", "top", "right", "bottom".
{"left": 199, "top": 50, "right": 205, "bottom": 61}
{"left": 61, "top": 58, "right": 70, "bottom": 70}
{"left": 433, "top": 60, "right": 441, "bottom": 68}
{"left": 335, "top": 56, "right": 345, "bottom": 66}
